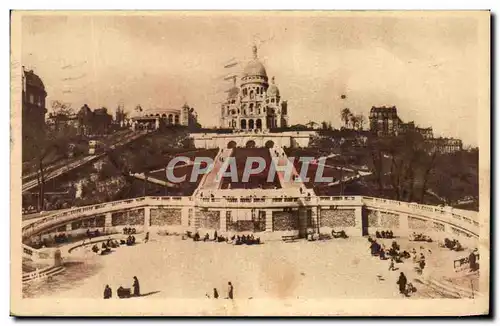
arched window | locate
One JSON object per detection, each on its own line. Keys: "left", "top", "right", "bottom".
{"left": 174, "top": 115, "right": 179, "bottom": 124}
{"left": 250, "top": 90, "right": 254, "bottom": 99}
{"left": 256, "top": 88, "right": 260, "bottom": 95}
{"left": 266, "top": 99, "right": 269, "bottom": 104}
{"left": 168, "top": 114, "right": 173, "bottom": 124}
{"left": 249, "top": 103, "right": 254, "bottom": 113}
{"left": 249, "top": 119, "right": 254, "bottom": 129}
{"left": 241, "top": 119, "right": 247, "bottom": 129}
{"left": 271, "top": 98, "right": 275, "bottom": 103}
{"left": 256, "top": 119, "right": 262, "bottom": 129}
{"left": 243, "top": 88, "right": 247, "bottom": 97}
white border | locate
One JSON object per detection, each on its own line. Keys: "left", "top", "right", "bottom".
{"left": 2, "top": 1, "right": 497, "bottom": 324}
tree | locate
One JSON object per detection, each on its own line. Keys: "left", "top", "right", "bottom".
{"left": 116, "top": 104, "right": 128, "bottom": 126}
{"left": 306, "top": 121, "right": 319, "bottom": 129}
{"left": 51, "top": 100, "right": 73, "bottom": 116}
{"left": 356, "top": 114, "right": 365, "bottom": 130}
{"left": 366, "top": 131, "right": 437, "bottom": 202}
{"left": 24, "top": 125, "right": 78, "bottom": 210}
{"left": 341, "top": 108, "right": 352, "bottom": 128}
{"left": 350, "top": 115, "right": 358, "bottom": 130}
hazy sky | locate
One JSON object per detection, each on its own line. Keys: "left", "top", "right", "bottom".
{"left": 19, "top": 12, "right": 484, "bottom": 145}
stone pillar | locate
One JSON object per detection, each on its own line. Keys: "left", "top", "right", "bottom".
{"left": 66, "top": 223, "right": 72, "bottom": 232}
{"left": 354, "top": 206, "right": 363, "bottom": 236}
{"left": 398, "top": 213, "right": 409, "bottom": 237}
{"left": 298, "top": 208, "right": 308, "bottom": 238}
{"left": 181, "top": 207, "right": 191, "bottom": 228}
{"left": 311, "top": 207, "right": 319, "bottom": 233}
{"left": 220, "top": 209, "right": 227, "bottom": 232}
{"left": 144, "top": 207, "right": 151, "bottom": 230}
{"left": 105, "top": 212, "right": 113, "bottom": 228}
{"left": 155, "top": 118, "right": 160, "bottom": 130}
{"left": 265, "top": 209, "right": 273, "bottom": 232}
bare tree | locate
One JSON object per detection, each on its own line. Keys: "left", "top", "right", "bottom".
{"left": 341, "top": 108, "right": 352, "bottom": 129}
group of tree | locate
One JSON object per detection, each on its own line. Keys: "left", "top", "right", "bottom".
{"left": 366, "top": 130, "right": 440, "bottom": 203}
{"left": 341, "top": 108, "right": 365, "bottom": 130}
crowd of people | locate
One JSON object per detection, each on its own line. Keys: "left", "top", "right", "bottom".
{"left": 123, "top": 227, "right": 137, "bottom": 235}
{"left": 409, "top": 232, "right": 433, "bottom": 243}
{"left": 184, "top": 231, "right": 261, "bottom": 245}
{"left": 441, "top": 238, "right": 464, "bottom": 251}
{"left": 368, "top": 237, "right": 411, "bottom": 262}
{"left": 375, "top": 230, "right": 394, "bottom": 239}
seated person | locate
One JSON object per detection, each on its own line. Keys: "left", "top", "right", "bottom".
{"left": 375, "top": 231, "right": 381, "bottom": 239}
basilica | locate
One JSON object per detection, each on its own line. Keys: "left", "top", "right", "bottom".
{"left": 220, "top": 46, "right": 289, "bottom": 131}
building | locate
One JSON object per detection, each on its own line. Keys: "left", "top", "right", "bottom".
{"left": 399, "top": 121, "right": 434, "bottom": 139}
{"left": 428, "top": 137, "right": 463, "bottom": 154}
{"left": 22, "top": 68, "right": 47, "bottom": 160}
{"left": 368, "top": 106, "right": 400, "bottom": 136}
{"left": 369, "top": 106, "right": 462, "bottom": 153}
{"left": 76, "top": 104, "right": 113, "bottom": 136}
{"left": 220, "top": 45, "right": 289, "bottom": 131}
{"left": 128, "top": 104, "right": 198, "bottom": 131}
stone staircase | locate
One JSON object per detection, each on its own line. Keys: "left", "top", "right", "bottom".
{"left": 195, "top": 148, "right": 233, "bottom": 194}
{"left": 269, "top": 147, "right": 306, "bottom": 195}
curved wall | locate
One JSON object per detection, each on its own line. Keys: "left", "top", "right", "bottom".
{"left": 22, "top": 195, "right": 480, "bottom": 245}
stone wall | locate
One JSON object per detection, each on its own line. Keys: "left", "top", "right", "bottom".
{"left": 71, "top": 215, "right": 106, "bottom": 230}
{"left": 433, "top": 221, "right": 445, "bottom": 232}
{"left": 320, "top": 209, "right": 356, "bottom": 228}
{"left": 380, "top": 211, "right": 400, "bottom": 228}
{"left": 366, "top": 209, "right": 379, "bottom": 227}
{"left": 408, "top": 216, "right": 428, "bottom": 230}
{"left": 273, "top": 211, "right": 299, "bottom": 231}
{"left": 197, "top": 210, "right": 221, "bottom": 229}
{"left": 150, "top": 208, "right": 182, "bottom": 226}
{"left": 111, "top": 209, "right": 145, "bottom": 226}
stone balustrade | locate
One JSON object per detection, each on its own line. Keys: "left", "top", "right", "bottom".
{"left": 21, "top": 194, "right": 480, "bottom": 242}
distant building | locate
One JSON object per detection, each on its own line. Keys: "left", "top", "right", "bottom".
{"left": 428, "top": 137, "right": 463, "bottom": 154}
{"left": 76, "top": 104, "right": 113, "bottom": 136}
{"left": 22, "top": 67, "right": 47, "bottom": 160}
{"left": 399, "top": 121, "right": 434, "bottom": 139}
{"left": 128, "top": 104, "right": 198, "bottom": 131}
{"left": 369, "top": 106, "right": 462, "bottom": 153}
{"left": 369, "top": 106, "right": 400, "bottom": 136}
{"left": 220, "top": 45, "right": 289, "bottom": 130}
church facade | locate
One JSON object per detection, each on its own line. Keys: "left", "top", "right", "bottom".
{"left": 220, "top": 46, "right": 288, "bottom": 131}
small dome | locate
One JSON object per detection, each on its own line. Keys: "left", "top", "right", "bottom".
{"left": 267, "top": 77, "right": 279, "bottom": 97}
{"left": 227, "top": 86, "right": 240, "bottom": 99}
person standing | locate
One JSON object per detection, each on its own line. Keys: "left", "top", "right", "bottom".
{"left": 397, "top": 272, "right": 407, "bottom": 295}
{"left": 389, "top": 258, "right": 395, "bottom": 271}
{"left": 133, "top": 276, "right": 140, "bottom": 297}
{"left": 103, "top": 284, "right": 112, "bottom": 299}
{"left": 227, "top": 281, "right": 234, "bottom": 299}
{"left": 213, "top": 288, "right": 219, "bottom": 299}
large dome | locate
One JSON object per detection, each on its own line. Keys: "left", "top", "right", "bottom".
{"left": 243, "top": 59, "right": 267, "bottom": 77}
{"left": 242, "top": 45, "right": 267, "bottom": 77}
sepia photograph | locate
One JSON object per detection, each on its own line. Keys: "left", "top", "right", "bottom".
{"left": 10, "top": 10, "right": 490, "bottom": 316}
